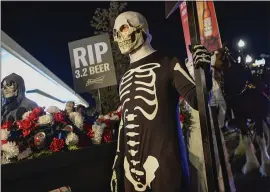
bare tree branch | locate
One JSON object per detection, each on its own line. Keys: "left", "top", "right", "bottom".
{"left": 90, "top": 1, "right": 129, "bottom": 114}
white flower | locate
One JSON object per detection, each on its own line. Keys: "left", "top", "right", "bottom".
{"left": 22, "top": 111, "right": 32, "bottom": 119}
{"left": 69, "top": 112, "right": 84, "bottom": 129}
{"left": 17, "top": 148, "right": 32, "bottom": 160}
{"left": 1, "top": 142, "right": 19, "bottom": 159}
{"left": 104, "top": 115, "right": 110, "bottom": 120}
{"left": 91, "top": 123, "right": 106, "bottom": 144}
{"left": 1, "top": 129, "right": 10, "bottom": 140}
{"left": 38, "top": 114, "right": 54, "bottom": 125}
{"left": 110, "top": 114, "right": 119, "bottom": 121}
{"left": 1, "top": 155, "right": 11, "bottom": 165}
{"left": 92, "top": 136, "right": 103, "bottom": 144}
{"left": 98, "top": 115, "right": 104, "bottom": 119}
{"left": 46, "top": 106, "right": 61, "bottom": 114}
{"left": 100, "top": 123, "right": 107, "bottom": 129}
{"left": 65, "top": 132, "right": 79, "bottom": 146}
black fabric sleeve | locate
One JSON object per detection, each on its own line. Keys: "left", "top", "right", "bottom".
{"left": 169, "top": 57, "right": 199, "bottom": 110}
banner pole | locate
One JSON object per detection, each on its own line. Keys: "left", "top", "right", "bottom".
{"left": 97, "top": 88, "right": 103, "bottom": 115}
{"left": 186, "top": 2, "right": 220, "bottom": 191}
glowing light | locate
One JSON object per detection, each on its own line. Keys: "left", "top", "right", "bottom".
{"left": 237, "top": 56, "right": 241, "bottom": 63}
{"left": 245, "top": 55, "right": 252, "bottom": 63}
{"left": 255, "top": 58, "right": 265, "bottom": 65}
{"left": 238, "top": 39, "right": 245, "bottom": 48}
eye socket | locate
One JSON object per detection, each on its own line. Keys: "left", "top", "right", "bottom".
{"left": 120, "top": 24, "right": 129, "bottom": 33}
{"left": 1, "top": 81, "right": 16, "bottom": 89}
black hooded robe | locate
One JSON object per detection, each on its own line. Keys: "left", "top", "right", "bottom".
{"left": 1, "top": 73, "right": 38, "bottom": 123}
{"left": 111, "top": 51, "right": 212, "bottom": 192}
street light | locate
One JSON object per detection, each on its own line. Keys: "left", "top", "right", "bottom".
{"left": 245, "top": 55, "right": 252, "bottom": 63}
{"left": 237, "top": 56, "right": 241, "bottom": 63}
{"left": 238, "top": 39, "right": 245, "bottom": 48}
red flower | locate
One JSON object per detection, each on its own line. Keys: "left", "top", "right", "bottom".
{"left": 87, "top": 129, "right": 95, "bottom": 138}
{"left": 103, "top": 129, "right": 112, "bottom": 143}
{"left": 83, "top": 124, "right": 92, "bottom": 132}
{"left": 50, "top": 138, "right": 65, "bottom": 152}
{"left": 1, "top": 120, "right": 13, "bottom": 130}
{"left": 1, "top": 140, "right": 7, "bottom": 145}
{"left": 116, "top": 111, "right": 122, "bottom": 118}
{"left": 16, "top": 119, "right": 35, "bottom": 137}
{"left": 103, "top": 119, "right": 111, "bottom": 127}
{"left": 53, "top": 112, "right": 66, "bottom": 123}
{"left": 107, "top": 112, "right": 113, "bottom": 117}
{"left": 180, "top": 114, "right": 185, "bottom": 123}
{"left": 97, "top": 116, "right": 105, "bottom": 123}
{"left": 28, "top": 107, "right": 44, "bottom": 121}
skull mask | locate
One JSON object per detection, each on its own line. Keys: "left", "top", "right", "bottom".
{"left": 65, "top": 101, "right": 75, "bottom": 114}
{"left": 1, "top": 80, "right": 18, "bottom": 98}
{"left": 113, "top": 11, "right": 151, "bottom": 55}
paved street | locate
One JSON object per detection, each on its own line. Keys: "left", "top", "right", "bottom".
{"left": 225, "top": 132, "right": 270, "bottom": 192}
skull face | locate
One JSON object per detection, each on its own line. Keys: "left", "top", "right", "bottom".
{"left": 1, "top": 80, "right": 18, "bottom": 98}
{"left": 113, "top": 11, "right": 149, "bottom": 55}
{"left": 65, "top": 101, "right": 75, "bottom": 114}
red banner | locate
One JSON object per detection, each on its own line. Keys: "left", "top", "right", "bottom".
{"left": 179, "top": 1, "right": 192, "bottom": 62}
{"left": 196, "top": 0, "right": 222, "bottom": 52}
{"left": 180, "top": 1, "right": 222, "bottom": 63}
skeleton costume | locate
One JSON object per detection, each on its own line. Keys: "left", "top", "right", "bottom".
{"left": 111, "top": 12, "right": 212, "bottom": 192}
{"left": 1, "top": 73, "right": 38, "bottom": 123}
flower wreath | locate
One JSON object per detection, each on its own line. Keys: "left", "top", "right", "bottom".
{"left": 179, "top": 97, "right": 193, "bottom": 148}
{"left": 1, "top": 106, "right": 92, "bottom": 164}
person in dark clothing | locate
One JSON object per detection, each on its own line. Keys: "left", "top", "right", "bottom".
{"left": 76, "top": 104, "right": 87, "bottom": 116}
{"left": 111, "top": 11, "right": 212, "bottom": 192}
{"left": 213, "top": 47, "right": 270, "bottom": 176}
{"left": 1, "top": 73, "right": 38, "bottom": 123}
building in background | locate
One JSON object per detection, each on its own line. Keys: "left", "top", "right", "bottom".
{"left": 1, "top": 31, "right": 89, "bottom": 110}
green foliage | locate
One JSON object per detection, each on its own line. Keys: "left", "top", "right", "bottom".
{"left": 28, "top": 150, "right": 53, "bottom": 159}
{"left": 68, "top": 145, "right": 80, "bottom": 151}
{"left": 90, "top": 2, "right": 129, "bottom": 114}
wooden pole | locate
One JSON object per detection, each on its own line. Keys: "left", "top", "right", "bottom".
{"left": 186, "top": 2, "right": 219, "bottom": 191}
{"left": 165, "top": 1, "right": 235, "bottom": 191}
{"left": 97, "top": 88, "right": 103, "bottom": 115}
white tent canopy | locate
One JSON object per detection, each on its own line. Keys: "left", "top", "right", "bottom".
{"left": 1, "top": 31, "right": 89, "bottom": 110}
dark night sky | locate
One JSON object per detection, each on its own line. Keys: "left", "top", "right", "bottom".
{"left": 1, "top": 1, "right": 270, "bottom": 90}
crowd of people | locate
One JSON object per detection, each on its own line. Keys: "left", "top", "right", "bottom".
{"left": 209, "top": 47, "right": 270, "bottom": 177}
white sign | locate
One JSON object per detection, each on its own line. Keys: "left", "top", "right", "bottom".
{"left": 68, "top": 33, "right": 117, "bottom": 92}
{"left": 255, "top": 58, "right": 265, "bottom": 66}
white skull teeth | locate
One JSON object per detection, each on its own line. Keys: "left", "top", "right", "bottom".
{"left": 114, "top": 12, "right": 148, "bottom": 54}
{"left": 119, "top": 39, "right": 133, "bottom": 47}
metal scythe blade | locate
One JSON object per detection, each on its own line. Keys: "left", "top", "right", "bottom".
{"left": 165, "top": 1, "right": 182, "bottom": 19}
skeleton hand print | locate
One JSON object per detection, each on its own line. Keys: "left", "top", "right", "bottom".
{"left": 189, "top": 44, "right": 212, "bottom": 69}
